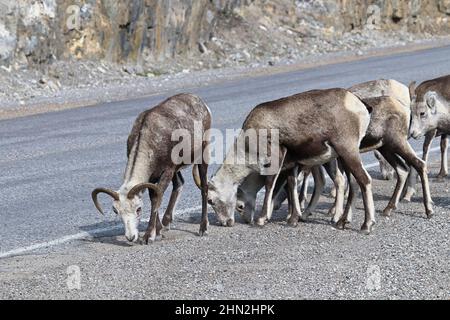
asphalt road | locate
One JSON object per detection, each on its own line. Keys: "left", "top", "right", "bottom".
{"left": 0, "top": 46, "right": 449, "bottom": 300}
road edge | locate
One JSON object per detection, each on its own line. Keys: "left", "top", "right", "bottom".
{"left": 1, "top": 37, "right": 450, "bottom": 121}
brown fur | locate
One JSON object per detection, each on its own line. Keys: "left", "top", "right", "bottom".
{"left": 126, "top": 93, "right": 211, "bottom": 181}
{"left": 413, "top": 75, "right": 450, "bottom": 102}
{"left": 243, "top": 89, "right": 366, "bottom": 163}
{"left": 131, "top": 93, "right": 211, "bottom": 242}
{"left": 95, "top": 93, "right": 212, "bottom": 243}
{"left": 360, "top": 96, "right": 409, "bottom": 150}
{"left": 337, "top": 96, "right": 433, "bottom": 225}
{"left": 350, "top": 79, "right": 411, "bottom": 107}
{"left": 242, "top": 88, "right": 376, "bottom": 233}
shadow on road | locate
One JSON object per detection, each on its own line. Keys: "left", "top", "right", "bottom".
{"left": 79, "top": 236, "right": 132, "bottom": 247}
{"left": 78, "top": 221, "right": 129, "bottom": 246}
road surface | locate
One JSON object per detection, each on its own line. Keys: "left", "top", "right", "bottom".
{"left": 0, "top": 46, "right": 449, "bottom": 299}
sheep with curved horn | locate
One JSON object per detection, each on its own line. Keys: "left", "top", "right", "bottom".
{"left": 92, "top": 93, "right": 211, "bottom": 244}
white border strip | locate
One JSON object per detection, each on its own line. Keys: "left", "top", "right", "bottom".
{"left": 0, "top": 206, "right": 202, "bottom": 259}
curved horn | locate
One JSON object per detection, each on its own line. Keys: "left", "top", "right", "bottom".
{"left": 192, "top": 165, "right": 202, "bottom": 189}
{"left": 127, "top": 183, "right": 162, "bottom": 204}
{"left": 409, "top": 81, "right": 417, "bottom": 99}
{"left": 91, "top": 188, "right": 119, "bottom": 215}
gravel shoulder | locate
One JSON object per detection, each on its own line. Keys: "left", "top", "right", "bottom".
{"left": 1, "top": 37, "right": 450, "bottom": 121}
{"left": 1, "top": 159, "right": 448, "bottom": 300}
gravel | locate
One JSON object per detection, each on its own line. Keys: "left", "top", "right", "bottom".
{"left": 1, "top": 160, "right": 448, "bottom": 300}
{"left": 1, "top": 32, "right": 449, "bottom": 119}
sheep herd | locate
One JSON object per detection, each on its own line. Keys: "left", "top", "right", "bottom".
{"left": 92, "top": 74, "right": 450, "bottom": 244}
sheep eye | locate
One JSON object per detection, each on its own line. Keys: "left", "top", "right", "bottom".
{"left": 136, "top": 207, "right": 142, "bottom": 215}
{"left": 112, "top": 207, "right": 118, "bottom": 215}
{"left": 420, "top": 112, "right": 427, "bottom": 118}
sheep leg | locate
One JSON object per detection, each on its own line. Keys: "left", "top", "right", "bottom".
{"left": 256, "top": 174, "right": 281, "bottom": 226}
{"left": 334, "top": 163, "right": 355, "bottom": 229}
{"left": 256, "top": 148, "right": 287, "bottom": 226}
{"left": 301, "top": 166, "right": 325, "bottom": 219}
{"left": 143, "top": 170, "right": 174, "bottom": 244}
{"left": 145, "top": 190, "right": 162, "bottom": 244}
{"left": 329, "top": 163, "right": 348, "bottom": 198}
{"left": 161, "top": 172, "right": 184, "bottom": 230}
{"left": 148, "top": 186, "right": 163, "bottom": 239}
{"left": 286, "top": 178, "right": 293, "bottom": 222}
{"left": 403, "top": 129, "right": 435, "bottom": 201}
{"left": 287, "top": 166, "right": 301, "bottom": 227}
{"left": 333, "top": 145, "right": 375, "bottom": 234}
{"left": 335, "top": 168, "right": 357, "bottom": 229}
{"left": 324, "top": 159, "right": 346, "bottom": 222}
{"left": 377, "top": 146, "right": 409, "bottom": 217}
{"left": 395, "top": 139, "right": 434, "bottom": 218}
{"left": 298, "top": 169, "right": 310, "bottom": 212}
{"left": 374, "top": 150, "right": 394, "bottom": 180}
{"left": 198, "top": 162, "right": 209, "bottom": 236}
{"left": 437, "top": 134, "right": 448, "bottom": 179}
{"left": 272, "top": 171, "right": 290, "bottom": 212}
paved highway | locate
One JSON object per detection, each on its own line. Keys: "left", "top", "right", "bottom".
{"left": 0, "top": 45, "right": 449, "bottom": 257}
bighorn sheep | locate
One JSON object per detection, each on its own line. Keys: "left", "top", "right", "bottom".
{"left": 350, "top": 78, "right": 448, "bottom": 201}
{"left": 92, "top": 93, "right": 211, "bottom": 243}
{"left": 279, "top": 79, "right": 413, "bottom": 219}
{"left": 231, "top": 163, "right": 339, "bottom": 225}
{"left": 311, "top": 80, "right": 433, "bottom": 225}
{"left": 349, "top": 79, "right": 411, "bottom": 181}
{"left": 207, "top": 88, "right": 376, "bottom": 234}
{"left": 210, "top": 79, "right": 432, "bottom": 229}
{"left": 265, "top": 79, "right": 432, "bottom": 228}
{"left": 402, "top": 130, "right": 448, "bottom": 201}
{"left": 328, "top": 96, "right": 434, "bottom": 229}
{"left": 349, "top": 79, "right": 448, "bottom": 201}
{"left": 409, "top": 75, "right": 450, "bottom": 138}
{"left": 240, "top": 79, "right": 412, "bottom": 224}
{"left": 404, "top": 75, "right": 450, "bottom": 200}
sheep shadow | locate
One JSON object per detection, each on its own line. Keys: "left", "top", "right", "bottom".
{"left": 428, "top": 196, "right": 450, "bottom": 209}
{"left": 78, "top": 221, "right": 130, "bottom": 246}
{"left": 369, "top": 170, "right": 390, "bottom": 181}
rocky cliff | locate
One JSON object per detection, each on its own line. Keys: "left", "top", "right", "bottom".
{"left": 0, "top": 0, "right": 449, "bottom": 68}
{"left": 0, "top": 0, "right": 245, "bottom": 67}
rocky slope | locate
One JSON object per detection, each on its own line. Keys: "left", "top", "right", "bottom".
{"left": 0, "top": 1, "right": 449, "bottom": 108}
{"left": 0, "top": 0, "right": 449, "bottom": 68}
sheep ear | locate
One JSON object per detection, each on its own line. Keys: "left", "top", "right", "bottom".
{"left": 427, "top": 93, "right": 437, "bottom": 114}
{"left": 408, "top": 81, "right": 417, "bottom": 100}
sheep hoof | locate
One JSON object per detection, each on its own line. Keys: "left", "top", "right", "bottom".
{"left": 334, "top": 219, "right": 347, "bottom": 230}
{"left": 360, "top": 221, "right": 375, "bottom": 235}
{"left": 437, "top": 170, "right": 448, "bottom": 178}
{"left": 402, "top": 189, "right": 415, "bottom": 202}
{"left": 162, "top": 215, "right": 172, "bottom": 226}
{"left": 143, "top": 231, "right": 157, "bottom": 244}
{"left": 287, "top": 217, "right": 299, "bottom": 228}
{"left": 198, "top": 226, "right": 208, "bottom": 237}
{"left": 255, "top": 217, "right": 267, "bottom": 227}
{"left": 327, "top": 207, "right": 336, "bottom": 217}
{"left": 382, "top": 206, "right": 394, "bottom": 217}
